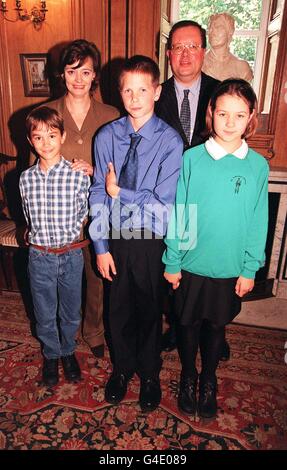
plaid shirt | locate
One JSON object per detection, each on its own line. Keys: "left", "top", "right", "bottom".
{"left": 19, "top": 157, "right": 90, "bottom": 247}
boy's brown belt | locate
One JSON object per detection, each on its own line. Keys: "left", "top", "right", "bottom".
{"left": 30, "top": 239, "right": 90, "bottom": 254}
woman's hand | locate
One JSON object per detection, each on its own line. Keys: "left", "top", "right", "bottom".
{"left": 97, "top": 252, "right": 117, "bottom": 281}
{"left": 106, "top": 162, "right": 120, "bottom": 198}
{"left": 235, "top": 276, "right": 255, "bottom": 297}
{"left": 164, "top": 271, "right": 182, "bottom": 290}
{"left": 71, "top": 158, "right": 93, "bottom": 176}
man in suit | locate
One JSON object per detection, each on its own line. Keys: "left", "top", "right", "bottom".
{"left": 156, "top": 20, "right": 219, "bottom": 150}
{"left": 155, "top": 20, "right": 230, "bottom": 360}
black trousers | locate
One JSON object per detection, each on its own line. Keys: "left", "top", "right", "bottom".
{"left": 108, "top": 233, "right": 165, "bottom": 379}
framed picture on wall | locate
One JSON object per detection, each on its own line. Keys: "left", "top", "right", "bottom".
{"left": 20, "top": 53, "right": 50, "bottom": 97}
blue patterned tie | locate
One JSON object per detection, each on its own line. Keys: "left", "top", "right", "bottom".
{"left": 111, "top": 133, "right": 142, "bottom": 231}
{"left": 180, "top": 89, "right": 191, "bottom": 144}
{"left": 118, "top": 133, "right": 142, "bottom": 190}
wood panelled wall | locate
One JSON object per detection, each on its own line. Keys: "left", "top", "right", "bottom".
{"left": 0, "top": 0, "right": 287, "bottom": 173}
{"left": 0, "top": 0, "right": 160, "bottom": 169}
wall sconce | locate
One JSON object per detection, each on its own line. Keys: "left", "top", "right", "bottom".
{"left": 0, "top": 1, "right": 48, "bottom": 30}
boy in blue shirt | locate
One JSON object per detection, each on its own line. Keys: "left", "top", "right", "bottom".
{"left": 89, "top": 55, "right": 183, "bottom": 412}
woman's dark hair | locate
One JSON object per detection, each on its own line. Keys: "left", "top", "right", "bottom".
{"left": 205, "top": 78, "right": 258, "bottom": 139}
{"left": 26, "top": 106, "right": 65, "bottom": 138}
{"left": 59, "top": 39, "right": 101, "bottom": 91}
{"left": 167, "top": 20, "right": 207, "bottom": 50}
{"left": 118, "top": 55, "right": 160, "bottom": 88}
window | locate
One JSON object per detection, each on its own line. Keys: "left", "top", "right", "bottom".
{"left": 173, "top": 0, "right": 271, "bottom": 94}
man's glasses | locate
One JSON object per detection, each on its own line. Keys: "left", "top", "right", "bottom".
{"left": 171, "top": 43, "right": 203, "bottom": 54}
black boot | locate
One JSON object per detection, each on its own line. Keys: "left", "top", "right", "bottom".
{"left": 42, "top": 358, "right": 59, "bottom": 387}
{"left": 61, "top": 353, "right": 81, "bottom": 382}
{"left": 198, "top": 377, "right": 217, "bottom": 418}
{"left": 177, "top": 374, "right": 198, "bottom": 415}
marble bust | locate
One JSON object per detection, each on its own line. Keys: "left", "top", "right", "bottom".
{"left": 202, "top": 13, "right": 253, "bottom": 82}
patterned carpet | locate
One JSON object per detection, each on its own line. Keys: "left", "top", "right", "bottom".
{"left": 0, "top": 291, "right": 287, "bottom": 450}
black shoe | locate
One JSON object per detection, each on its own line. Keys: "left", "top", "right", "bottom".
{"left": 219, "top": 340, "right": 230, "bottom": 361}
{"left": 42, "top": 358, "right": 59, "bottom": 387}
{"left": 139, "top": 378, "right": 161, "bottom": 413}
{"left": 91, "top": 344, "right": 104, "bottom": 358}
{"left": 177, "top": 374, "right": 198, "bottom": 415}
{"left": 61, "top": 353, "right": 81, "bottom": 382}
{"left": 161, "top": 327, "right": 177, "bottom": 352}
{"left": 198, "top": 378, "right": 217, "bottom": 418}
{"left": 105, "top": 373, "right": 130, "bottom": 405}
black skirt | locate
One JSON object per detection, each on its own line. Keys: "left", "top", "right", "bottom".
{"left": 174, "top": 270, "right": 242, "bottom": 327}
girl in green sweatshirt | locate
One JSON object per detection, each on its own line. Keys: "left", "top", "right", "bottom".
{"left": 163, "top": 79, "right": 269, "bottom": 419}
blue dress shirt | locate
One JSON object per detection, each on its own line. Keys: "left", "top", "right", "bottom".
{"left": 89, "top": 114, "right": 183, "bottom": 254}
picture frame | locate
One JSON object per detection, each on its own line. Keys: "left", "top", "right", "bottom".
{"left": 20, "top": 53, "right": 50, "bottom": 97}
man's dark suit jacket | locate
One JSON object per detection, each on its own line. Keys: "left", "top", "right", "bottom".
{"left": 155, "top": 73, "right": 219, "bottom": 151}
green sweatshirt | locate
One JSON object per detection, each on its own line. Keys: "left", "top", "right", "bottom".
{"left": 163, "top": 144, "right": 269, "bottom": 279}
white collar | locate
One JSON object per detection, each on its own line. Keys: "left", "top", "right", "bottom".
{"left": 205, "top": 137, "right": 248, "bottom": 160}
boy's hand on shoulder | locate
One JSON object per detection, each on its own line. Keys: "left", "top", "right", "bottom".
{"left": 235, "top": 276, "right": 255, "bottom": 297}
{"left": 164, "top": 271, "right": 182, "bottom": 290}
{"left": 97, "top": 252, "right": 117, "bottom": 281}
{"left": 106, "top": 162, "right": 120, "bottom": 198}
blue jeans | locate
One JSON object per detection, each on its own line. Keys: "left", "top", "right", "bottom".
{"left": 28, "top": 247, "right": 84, "bottom": 359}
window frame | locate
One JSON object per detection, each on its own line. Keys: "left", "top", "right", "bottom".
{"left": 171, "top": 0, "right": 271, "bottom": 96}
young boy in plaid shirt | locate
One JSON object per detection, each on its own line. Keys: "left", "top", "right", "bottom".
{"left": 19, "top": 107, "right": 90, "bottom": 387}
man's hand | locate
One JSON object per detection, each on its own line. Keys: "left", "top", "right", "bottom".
{"left": 235, "top": 276, "right": 254, "bottom": 297}
{"left": 106, "top": 162, "right": 120, "bottom": 198}
{"left": 71, "top": 158, "right": 93, "bottom": 176}
{"left": 97, "top": 252, "right": 117, "bottom": 281}
{"left": 164, "top": 271, "right": 182, "bottom": 290}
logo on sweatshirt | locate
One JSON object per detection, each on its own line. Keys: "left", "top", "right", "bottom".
{"left": 231, "top": 176, "right": 246, "bottom": 194}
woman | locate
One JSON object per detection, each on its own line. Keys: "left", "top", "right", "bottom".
{"left": 31, "top": 39, "right": 119, "bottom": 357}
